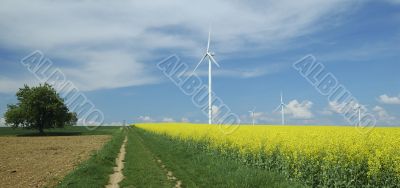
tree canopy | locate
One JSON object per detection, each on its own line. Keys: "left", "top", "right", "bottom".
{"left": 4, "top": 83, "right": 77, "bottom": 133}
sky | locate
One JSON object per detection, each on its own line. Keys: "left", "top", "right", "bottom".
{"left": 0, "top": 0, "right": 399, "bottom": 126}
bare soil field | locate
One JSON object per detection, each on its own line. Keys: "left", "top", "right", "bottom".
{"left": 0, "top": 135, "right": 111, "bottom": 188}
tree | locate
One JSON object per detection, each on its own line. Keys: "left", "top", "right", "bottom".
{"left": 4, "top": 83, "right": 77, "bottom": 134}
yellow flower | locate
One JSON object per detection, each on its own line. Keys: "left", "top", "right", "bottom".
{"left": 135, "top": 123, "right": 400, "bottom": 185}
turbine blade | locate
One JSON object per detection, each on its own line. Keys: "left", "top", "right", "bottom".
{"left": 192, "top": 54, "right": 207, "bottom": 73}
{"left": 273, "top": 105, "right": 281, "bottom": 112}
{"left": 208, "top": 54, "right": 220, "bottom": 67}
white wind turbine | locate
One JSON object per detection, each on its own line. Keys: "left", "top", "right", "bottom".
{"left": 354, "top": 104, "right": 366, "bottom": 126}
{"left": 193, "top": 28, "right": 220, "bottom": 125}
{"left": 248, "top": 107, "right": 256, "bottom": 126}
{"left": 274, "top": 92, "right": 287, "bottom": 125}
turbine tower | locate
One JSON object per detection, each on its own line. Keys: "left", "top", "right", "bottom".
{"left": 248, "top": 107, "right": 256, "bottom": 126}
{"left": 193, "top": 28, "right": 220, "bottom": 124}
{"left": 274, "top": 92, "right": 287, "bottom": 125}
{"left": 354, "top": 104, "right": 364, "bottom": 126}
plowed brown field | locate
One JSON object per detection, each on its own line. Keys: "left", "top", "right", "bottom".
{"left": 0, "top": 135, "right": 110, "bottom": 188}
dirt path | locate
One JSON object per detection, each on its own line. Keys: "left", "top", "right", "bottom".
{"left": 155, "top": 157, "right": 182, "bottom": 188}
{"left": 106, "top": 136, "right": 128, "bottom": 188}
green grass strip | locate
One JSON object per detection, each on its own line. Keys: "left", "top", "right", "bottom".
{"left": 131, "top": 127, "right": 304, "bottom": 188}
{"left": 120, "top": 128, "right": 173, "bottom": 188}
{"left": 57, "top": 128, "right": 125, "bottom": 188}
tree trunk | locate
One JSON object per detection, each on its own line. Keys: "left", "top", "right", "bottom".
{"left": 39, "top": 115, "right": 44, "bottom": 135}
{"left": 39, "top": 125, "right": 44, "bottom": 134}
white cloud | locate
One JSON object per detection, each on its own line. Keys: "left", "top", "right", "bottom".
{"left": 102, "top": 122, "right": 124, "bottom": 126}
{"left": 323, "top": 101, "right": 366, "bottom": 115}
{"left": 0, "top": 0, "right": 361, "bottom": 93}
{"left": 285, "top": 100, "right": 314, "bottom": 119}
{"left": 0, "top": 0, "right": 358, "bottom": 51}
{"left": 320, "top": 109, "right": 333, "bottom": 115}
{"left": 378, "top": 94, "right": 400, "bottom": 105}
{"left": 253, "top": 112, "right": 266, "bottom": 119}
{"left": 76, "top": 119, "right": 102, "bottom": 126}
{"left": 0, "top": 117, "right": 6, "bottom": 127}
{"left": 191, "top": 63, "right": 284, "bottom": 78}
{"left": 137, "top": 116, "right": 154, "bottom": 122}
{"left": 373, "top": 106, "right": 396, "bottom": 125}
{"left": 0, "top": 76, "right": 40, "bottom": 94}
{"left": 181, "top": 117, "right": 190, "bottom": 122}
{"left": 211, "top": 105, "right": 220, "bottom": 116}
{"left": 327, "top": 101, "right": 345, "bottom": 114}
{"left": 241, "top": 111, "right": 275, "bottom": 124}
{"left": 162, "top": 117, "right": 175, "bottom": 122}
{"left": 60, "top": 50, "right": 159, "bottom": 91}
{"left": 244, "top": 108, "right": 319, "bottom": 124}
{"left": 253, "top": 112, "right": 274, "bottom": 122}
{"left": 321, "top": 101, "right": 398, "bottom": 126}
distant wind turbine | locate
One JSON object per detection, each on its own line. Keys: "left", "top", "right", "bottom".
{"left": 354, "top": 104, "right": 366, "bottom": 126}
{"left": 248, "top": 107, "right": 256, "bottom": 126}
{"left": 274, "top": 92, "right": 287, "bottom": 125}
{"left": 193, "top": 27, "right": 220, "bottom": 125}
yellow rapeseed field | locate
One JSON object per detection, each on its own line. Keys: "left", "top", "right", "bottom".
{"left": 136, "top": 123, "right": 400, "bottom": 187}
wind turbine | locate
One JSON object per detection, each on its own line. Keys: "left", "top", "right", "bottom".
{"left": 193, "top": 28, "right": 220, "bottom": 125}
{"left": 248, "top": 107, "right": 256, "bottom": 126}
{"left": 274, "top": 92, "right": 287, "bottom": 125}
{"left": 354, "top": 104, "right": 365, "bottom": 126}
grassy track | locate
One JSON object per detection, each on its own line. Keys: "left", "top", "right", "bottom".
{"left": 57, "top": 128, "right": 125, "bottom": 188}
{"left": 120, "top": 128, "right": 173, "bottom": 187}
{"left": 121, "top": 127, "right": 303, "bottom": 188}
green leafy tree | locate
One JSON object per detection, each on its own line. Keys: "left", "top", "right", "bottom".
{"left": 4, "top": 83, "right": 77, "bottom": 134}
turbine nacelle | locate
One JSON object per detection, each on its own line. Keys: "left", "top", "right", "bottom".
{"left": 193, "top": 51, "right": 220, "bottom": 73}
{"left": 353, "top": 104, "right": 367, "bottom": 111}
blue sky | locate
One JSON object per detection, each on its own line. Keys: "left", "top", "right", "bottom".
{"left": 0, "top": 0, "right": 399, "bottom": 126}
